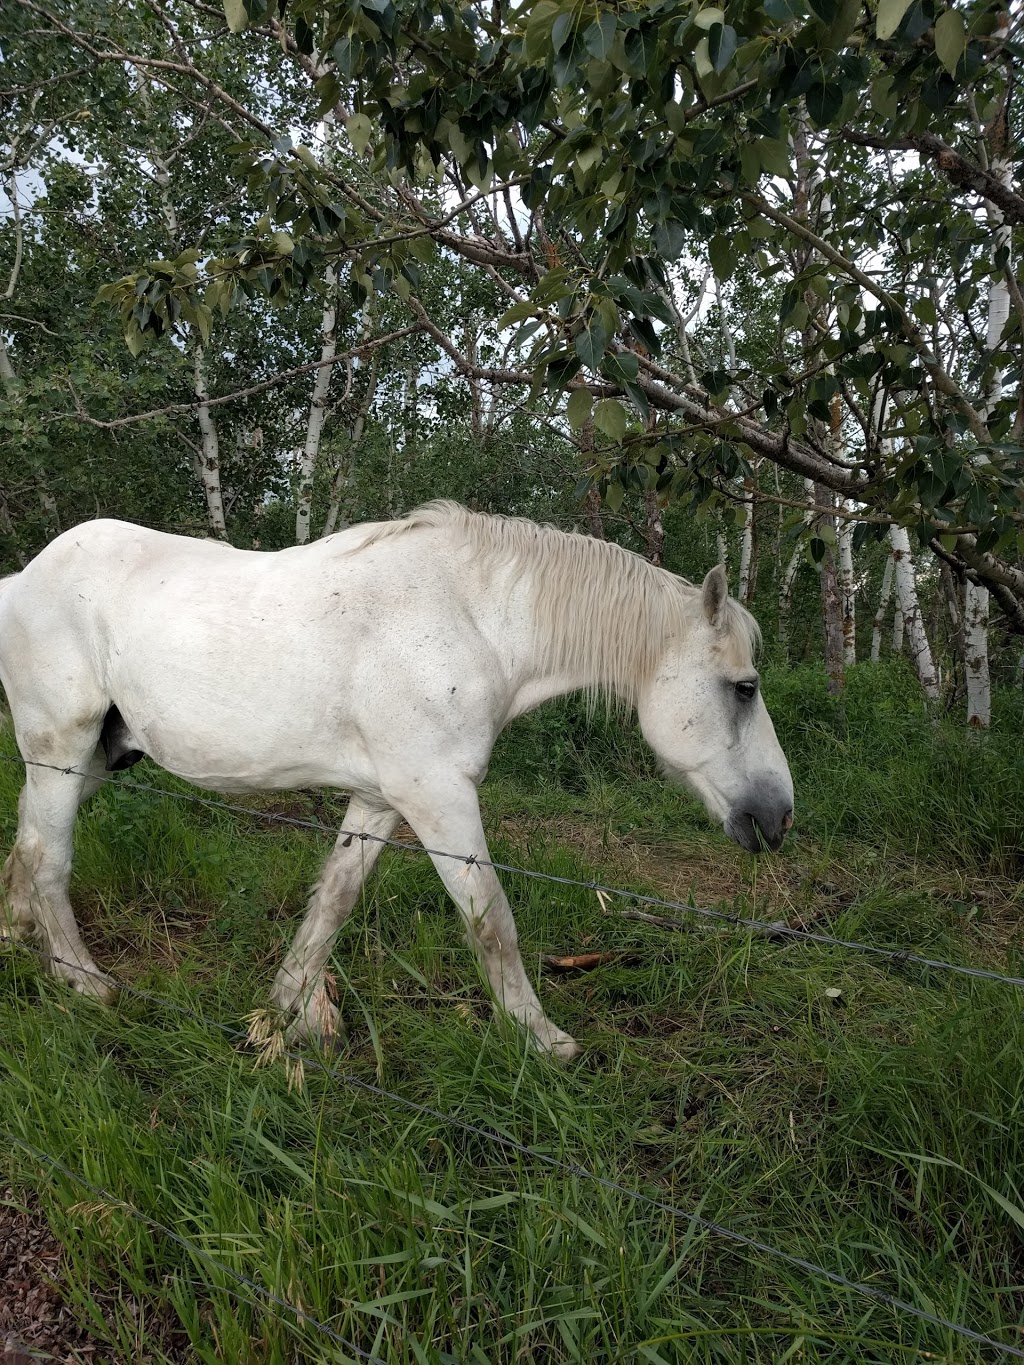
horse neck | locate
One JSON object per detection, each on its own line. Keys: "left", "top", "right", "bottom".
{"left": 486, "top": 531, "right": 691, "bottom": 714}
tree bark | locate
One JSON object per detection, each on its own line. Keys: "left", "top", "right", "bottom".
{"left": 813, "top": 484, "right": 845, "bottom": 695}
{"left": 295, "top": 265, "right": 338, "bottom": 544}
{"left": 837, "top": 509, "right": 856, "bottom": 665}
{"left": 737, "top": 478, "right": 754, "bottom": 605}
{"left": 965, "top": 66, "right": 1012, "bottom": 727}
{"left": 870, "top": 552, "right": 894, "bottom": 662}
{"left": 890, "top": 526, "right": 939, "bottom": 701}
{"left": 193, "top": 343, "right": 227, "bottom": 539}
{"left": 642, "top": 489, "right": 665, "bottom": 566}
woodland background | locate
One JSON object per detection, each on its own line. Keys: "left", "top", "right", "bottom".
{"left": 3, "top": 0, "right": 1024, "bottom": 726}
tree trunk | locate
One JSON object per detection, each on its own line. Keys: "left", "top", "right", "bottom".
{"left": 642, "top": 490, "right": 665, "bottom": 566}
{"left": 737, "top": 478, "right": 754, "bottom": 604}
{"left": 890, "top": 526, "right": 939, "bottom": 700}
{"left": 966, "top": 107, "right": 1012, "bottom": 726}
{"left": 193, "top": 343, "right": 227, "bottom": 540}
{"left": 322, "top": 352, "right": 378, "bottom": 537}
{"left": 892, "top": 601, "right": 905, "bottom": 655}
{"left": 965, "top": 582, "right": 990, "bottom": 725}
{"left": 837, "top": 504, "right": 856, "bottom": 665}
{"left": 295, "top": 266, "right": 338, "bottom": 544}
{"left": 940, "top": 560, "right": 966, "bottom": 701}
{"left": 870, "top": 552, "right": 894, "bottom": 662}
{"left": 778, "top": 544, "right": 802, "bottom": 655}
{"left": 814, "top": 484, "right": 845, "bottom": 695}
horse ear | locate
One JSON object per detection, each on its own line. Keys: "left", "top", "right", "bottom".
{"left": 702, "top": 564, "right": 728, "bottom": 629}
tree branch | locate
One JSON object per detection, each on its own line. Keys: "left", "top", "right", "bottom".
{"left": 841, "top": 128, "right": 1024, "bottom": 226}
{"left": 51, "top": 326, "right": 419, "bottom": 429}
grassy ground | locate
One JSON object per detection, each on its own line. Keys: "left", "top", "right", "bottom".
{"left": 2, "top": 663, "right": 1024, "bottom": 1363}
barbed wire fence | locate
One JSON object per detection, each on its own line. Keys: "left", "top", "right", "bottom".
{"left": 3, "top": 754, "right": 1023, "bottom": 986}
{"left": 3, "top": 750, "right": 1024, "bottom": 1360}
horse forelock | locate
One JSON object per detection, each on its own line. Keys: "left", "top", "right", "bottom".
{"left": 362, "top": 502, "right": 759, "bottom": 703}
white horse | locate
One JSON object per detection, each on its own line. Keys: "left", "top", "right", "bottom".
{"left": 0, "top": 502, "right": 793, "bottom": 1059}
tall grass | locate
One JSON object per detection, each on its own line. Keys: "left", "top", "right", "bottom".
{"left": 2, "top": 663, "right": 1024, "bottom": 1362}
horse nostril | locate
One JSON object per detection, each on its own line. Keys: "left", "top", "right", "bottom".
{"left": 781, "top": 810, "right": 794, "bottom": 833}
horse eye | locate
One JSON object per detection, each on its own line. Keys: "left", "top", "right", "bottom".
{"left": 735, "top": 680, "right": 758, "bottom": 701}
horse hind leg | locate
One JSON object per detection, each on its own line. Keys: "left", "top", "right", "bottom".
{"left": 3, "top": 744, "right": 114, "bottom": 1000}
{"left": 270, "top": 798, "right": 401, "bottom": 1044}
{"left": 2, "top": 789, "right": 37, "bottom": 942}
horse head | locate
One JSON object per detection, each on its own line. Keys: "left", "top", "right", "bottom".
{"left": 637, "top": 566, "right": 794, "bottom": 854}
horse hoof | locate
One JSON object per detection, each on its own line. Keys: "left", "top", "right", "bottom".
{"left": 284, "top": 1004, "right": 347, "bottom": 1056}
{"left": 539, "top": 1029, "right": 581, "bottom": 1063}
{"left": 67, "top": 968, "right": 117, "bottom": 1004}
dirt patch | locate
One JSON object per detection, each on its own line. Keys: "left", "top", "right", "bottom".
{"left": 1, "top": 1185, "right": 106, "bottom": 1362}
{"left": 0, "top": 1187, "right": 187, "bottom": 1364}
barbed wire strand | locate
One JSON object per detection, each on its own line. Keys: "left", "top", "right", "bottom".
{"left": 0, "top": 1124, "right": 387, "bottom": 1365}
{"left": 3, "top": 941, "right": 1024, "bottom": 1360}
{"left": 1, "top": 753, "right": 1022, "bottom": 989}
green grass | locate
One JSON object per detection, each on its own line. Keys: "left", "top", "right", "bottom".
{"left": 3, "top": 663, "right": 1024, "bottom": 1363}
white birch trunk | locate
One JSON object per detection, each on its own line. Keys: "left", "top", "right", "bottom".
{"left": 294, "top": 265, "right": 338, "bottom": 545}
{"left": 870, "top": 553, "right": 894, "bottom": 662}
{"left": 837, "top": 506, "right": 856, "bottom": 665}
{"left": 965, "top": 69, "right": 1011, "bottom": 727}
{"left": 322, "top": 303, "right": 379, "bottom": 538}
{"left": 737, "top": 487, "right": 753, "bottom": 605}
{"left": 890, "top": 525, "right": 939, "bottom": 700}
{"left": 892, "top": 602, "right": 904, "bottom": 655}
{"left": 193, "top": 344, "right": 227, "bottom": 540}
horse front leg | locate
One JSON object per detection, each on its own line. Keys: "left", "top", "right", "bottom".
{"left": 270, "top": 798, "right": 401, "bottom": 1043}
{"left": 2, "top": 754, "right": 114, "bottom": 1000}
{"left": 397, "top": 780, "right": 580, "bottom": 1061}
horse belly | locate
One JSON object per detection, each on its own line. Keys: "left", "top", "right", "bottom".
{"left": 108, "top": 618, "right": 371, "bottom": 792}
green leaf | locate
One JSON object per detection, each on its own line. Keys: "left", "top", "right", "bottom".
{"left": 583, "top": 12, "right": 616, "bottom": 59}
{"left": 870, "top": 73, "right": 898, "bottom": 117}
{"left": 694, "top": 35, "right": 714, "bottom": 78}
{"left": 876, "top": 0, "right": 914, "bottom": 40}
{"left": 223, "top": 0, "right": 248, "bottom": 33}
{"left": 623, "top": 27, "right": 657, "bottom": 76}
{"left": 806, "top": 79, "right": 843, "bottom": 126}
{"left": 913, "top": 296, "right": 937, "bottom": 325}
{"left": 693, "top": 7, "right": 725, "bottom": 28}
{"left": 551, "top": 10, "right": 575, "bottom": 53}
{"left": 575, "top": 317, "right": 610, "bottom": 370}
{"left": 497, "top": 300, "right": 537, "bottom": 329}
{"left": 346, "top": 113, "right": 373, "bottom": 157}
{"left": 739, "top": 142, "right": 761, "bottom": 184}
{"left": 594, "top": 397, "right": 627, "bottom": 441}
{"left": 709, "top": 233, "right": 736, "bottom": 281}
{"left": 652, "top": 220, "right": 686, "bottom": 261}
{"left": 601, "top": 350, "right": 639, "bottom": 383}
{"left": 567, "top": 388, "right": 594, "bottom": 429}
{"left": 315, "top": 74, "right": 341, "bottom": 117}
{"left": 708, "top": 23, "right": 737, "bottom": 73}
{"left": 934, "top": 8, "right": 966, "bottom": 75}
{"left": 604, "top": 478, "right": 624, "bottom": 511}
{"left": 758, "top": 138, "right": 790, "bottom": 177}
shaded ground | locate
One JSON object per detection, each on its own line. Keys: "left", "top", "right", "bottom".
{"left": 1, "top": 1186, "right": 103, "bottom": 1364}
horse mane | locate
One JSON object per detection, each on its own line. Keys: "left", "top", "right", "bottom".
{"left": 361, "top": 501, "right": 760, "bottom": 703}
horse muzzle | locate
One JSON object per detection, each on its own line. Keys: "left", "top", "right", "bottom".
{"left": 725, "top": 785, "right": 794, "bottom": 854}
